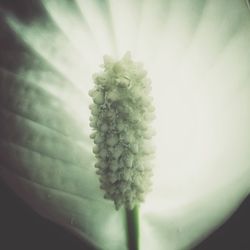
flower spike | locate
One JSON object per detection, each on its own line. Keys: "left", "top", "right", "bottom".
{"left": 89, "top": 52, "right": 155, "bottom": 210}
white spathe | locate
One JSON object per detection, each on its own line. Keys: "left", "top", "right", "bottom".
{"left": 0, "top": 0, "right": 250, "bottom": 250}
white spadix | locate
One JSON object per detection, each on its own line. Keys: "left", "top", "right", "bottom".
{"left": 89, "top": 52, "right": 155, "bottom": 210}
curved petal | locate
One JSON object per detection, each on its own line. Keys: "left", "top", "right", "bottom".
{"left": 1, "top": 1, "right": 250, "bottom": 250}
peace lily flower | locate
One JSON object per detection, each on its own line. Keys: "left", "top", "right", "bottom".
{"left": 0, "top": 1, "right": 250, "bottom": 250}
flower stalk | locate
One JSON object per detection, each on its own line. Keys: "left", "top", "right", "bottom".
{"left": 125, "top": 206, "right": 139, "bottom": 250}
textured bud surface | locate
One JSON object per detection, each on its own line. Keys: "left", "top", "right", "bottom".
{"left": 89, "top": 52, "right": 155, "bottom": 210}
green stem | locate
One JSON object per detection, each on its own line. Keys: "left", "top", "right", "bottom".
{"left": 125, "top": 206, "right": 139, "bottom": 250}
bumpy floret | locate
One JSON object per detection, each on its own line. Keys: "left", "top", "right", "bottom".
{"left": 89, "top": 52, "right": 155, "bottom": 210}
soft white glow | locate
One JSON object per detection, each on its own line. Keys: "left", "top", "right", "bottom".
{"left": 4, "top": 0, "right": 250, "bottom": 249}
